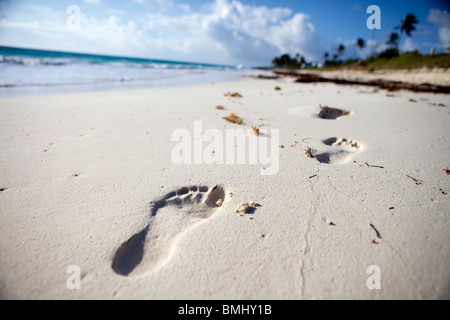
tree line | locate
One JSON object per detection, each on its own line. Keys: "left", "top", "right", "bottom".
{"left": 272, "top": 13, "right": 421, "bottom": 69}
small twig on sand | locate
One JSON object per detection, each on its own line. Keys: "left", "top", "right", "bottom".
{"left": 406, "top": 175, "right": 424, "bottom": 184}
{"left": 370, "top": 224, "right": 382, "bottom": 239}
{"left": 365, "top": 162, "right": 384, "bottom": 168}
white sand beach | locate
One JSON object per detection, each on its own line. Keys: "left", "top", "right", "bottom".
{"left": 295, "top": 68, "right": 450, "bottom": 86}
{"left": 0, "top": 75, "right": 449, "bottom": 299}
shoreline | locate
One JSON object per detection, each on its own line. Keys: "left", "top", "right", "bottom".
{"left": 0, "top": 69, "right": 249, "bottom": 99}
{"left": 0, "top": 75, "right": 449, "bottom": 299}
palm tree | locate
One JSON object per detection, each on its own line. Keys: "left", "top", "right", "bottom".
{"left": 356, "top": 38, "right": 366, "bottom": 50}
{"left": 323, "top": 52, "right": 329, "bottom": 60}
{"left": 386, "top": 33, "right": 399, "bottom": 48}
{"left": 337, "top": 44, "right": 345, "bottom": 57}
{"left": 399, "top": 14, "right": 419, "bottom": 37}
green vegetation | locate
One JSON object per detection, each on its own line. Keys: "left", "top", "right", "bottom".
{"left": 272, "top": 53, "right": 308, "bottom": 69}
{"left": 364, "top": 51, "right": 450, "bottom": 69}
{"left": 272, "top": 13, "right": 450, "bottom": 71}
{"left": 312, "top": 51, "right": 450, "bottom": 71}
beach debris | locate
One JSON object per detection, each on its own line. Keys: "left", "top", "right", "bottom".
{"left": 353, "top": 160, "right": 383, "bottom": 168}
{"left": 372, "top": 240, "right": 379, "bottom": 244}
{"left": 274, "top": 86, "right": 281, "bottom": 91}
{"left": 234, "top": 202, "right": 260, "bottom": 215}
{"left": 440, "top": 188, "right": 447, "bottom": 195}
{"left": 216, "top": 105, "right": 226, "bottom": 110}
{"left": 443, "top": 168, "right": 449, "bottom": 175}
{"left": 365, "top": 162, "right": 385, "bottom": 169}
{"left": 257, "top": 75, "right": 280, "bottom": 80}
{"left": 309, "top": 174, "right": 318, "bottom": 179}
{"left": 280, "top": 145, "right": 285, "bottom": 149}
{"left": 408, "top": 98, "right": 417, "bottom": 103}
{"left": 0, "top": 188, "right": 6, "bottom": 192}
{"left": 370, "top": 223, "right": 382, "bottom": 239}
{"left": 372, "top": 89, "right": 379, "bottom": 93}
{"left": 317, "top": 105, "right": 351, "bottom": 120}
{"left": 277, "top": 71, "right": 450, "bottom": 94}
{"left": 223, "top": 113, "right": 243, "bottom": 125}
{"left": 353, "top": 161, "right": 363, "bottom": 167}
{"left": 215, "top": 199, "right": 223, "bottom": 207}
{"left": 251, "top": 125, "right": 260, "bottom": 136}
{"left": 224, "top": 91, "right": 243, "bottom": 98}
{"left": 389, "top": 207, "right": 395, "bottom": 210}
{"left": 406, "top": 174, "right": 424, "bottom": 185}
{"left": 386, "top": 87, "right": 400, "bottom": 92}
{"left": 226, "top": 190, "right": 234, "bottom": 199}
{"left": 305, "top": 147, "right": 315, "bottom": 158}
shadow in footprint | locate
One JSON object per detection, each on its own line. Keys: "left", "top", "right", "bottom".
{"left": 112, "top": 227, "right": 148, "bottom": 276}
{"left": 318, "top": 106, "right": 351, "bottom": 120}
{"left": 112, "top": 185, "right": 232, "bottom": 277}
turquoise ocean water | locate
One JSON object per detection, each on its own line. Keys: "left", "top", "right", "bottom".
{"left": 0, "top": 46, "right": 244, "bottom": 97}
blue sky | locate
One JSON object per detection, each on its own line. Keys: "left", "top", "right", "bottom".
{"left": 0, "top": 0, "right": 449, "bottom": 66}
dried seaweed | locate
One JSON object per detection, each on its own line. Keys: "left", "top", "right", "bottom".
{"left": 223, "top": 113, "right": 243, "bottom": 125}
{"left": 251, "top": 125, "right": 260, "bottom": 136}
{"left": 224, "top": 92, "right": 243, "bottom": 98}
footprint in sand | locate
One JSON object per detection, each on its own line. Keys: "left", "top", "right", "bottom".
{"left": 315, "top": 137, "right": 362, "bottom": 164}
{"left": 318, "top": 106, "right": 351, "bottom": 120}
{"left": 112, "top": 185, "right": 232, "bottom": 277}
{"left": 288, "top": 105, "right": 351, "bottom": 120}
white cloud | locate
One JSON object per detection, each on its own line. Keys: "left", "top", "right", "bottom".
{"left": 0, "top": 0, "right": 335, "bottom": 66}
{"left": 400, "top": 37, "right": 420, "bottom": 52}
{"left": 427, "top": 9, "right": 450, "bottom": 50}
{"left": 133, "top": 0, "right": 173, "bottom": 7}
{"left": 427, "top": 9, "right": 450, "bottom": 28}
{"left": 140, "top": 0, "right": 326, "bottom": 65}
{"left": 438, "top": 27, "right": 450, "bottom": 49}
{"left": 84, "top": 0, "right": 103, "bottom": 4}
